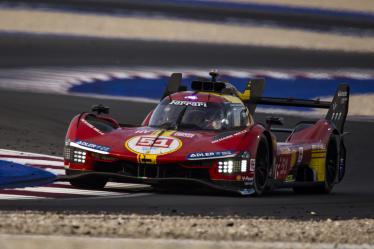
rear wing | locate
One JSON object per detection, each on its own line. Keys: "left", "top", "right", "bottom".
{"left": 241, "top": 80, "right": 350, "bottom": 133}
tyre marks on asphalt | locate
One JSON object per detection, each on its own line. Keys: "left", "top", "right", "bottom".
{"left": 0, "top": 149, "right": 151, "bottom": 200}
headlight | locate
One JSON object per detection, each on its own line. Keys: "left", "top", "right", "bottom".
{"left": 218, "top": 159, "right": 248, "bottom": 174}
{"left": 64, "top": 146, "right": 86, "bottom": 164}
{"left": 240, "top": 159, "right": 247, "bottom": 172}
{"left": 73, "top": 149, "right": 86, "bottom": 164}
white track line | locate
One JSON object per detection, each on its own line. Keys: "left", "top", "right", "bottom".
{"left": 0, "top": 149, "right": 63, "bottom": 160}
{"left": 38, "top": 168, "right": 65, "bottom": 175}
{"left": 0, "top": 158, "right": 64, "bottom": 167}
{"left": 0, "top": 149, "right": 152, "bottom": 200}
{"left": 0, "top": 194, "right": 46, "bottom": 200}
{"left": 105, "top": 182, "right": 149, "bottom": 189}
{"left": 14, "top": 187, "right": 128, "bottom": 196}
{"left": 0, "top": 235, "right": 373, "bottom": 249}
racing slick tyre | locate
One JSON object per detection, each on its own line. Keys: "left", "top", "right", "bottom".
{"left": 293, "top": 135, "right": 339, "bottom": 194}
{"left": 253, "top": 135, "right": 271, "bottom": 196}
{"left": 65, "top": 170, "right": 108, "bottom": 189}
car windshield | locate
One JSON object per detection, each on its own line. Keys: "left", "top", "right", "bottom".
{"left": 148, "top": 98, "right": 249, "bottom": 131}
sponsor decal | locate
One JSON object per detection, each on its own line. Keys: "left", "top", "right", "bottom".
{"left": 173, "top": 131, "right": 195, "bottom": 138}
{"left": 275, "top": 156, "right": 290, "bottom": 179}
{"left": 331, "top": 112, "right": 343, "bottom": 121}
{"left": 310, "top": 150, "right": 327, "bottom": 182}
{"left": 340, "top": 97, "right": 348, "bottom": 104}
{"left": 297, "top": 147, "right": 303, "bottom": 164}
{"left": 338, "top": 91, "right": 348, "bottom": 97}
{"left": 339, "top": 157, "right": 345, "bottom": 178}
{"left": 311, "top": 144, "right": 326, "bottom": 150}
{"left": 249, "top": 158, "right": 256, "bottom": 172}
{"left": 81, "top": 119, "right": 104, "bottom": 135}
{"left": 290, "top": 151, "right": 297, "bottom": 167}
{"left": 278, "top": 146, "right": 291, "bottom": 155}
{"left": 125, "top": 135, "right": 182, "bottom": 155}
{"left": 75, "top": 140, "right": 111, "bottom": 152}
{"left": 134, "top": 128, "right": 153, "bottom": 134}
{"left": 170, "top": 100, "right": 207, "bottom": 107}
{"left": 212, "top": 129, "right": 247, "bottom": 143}
{"left": 241, "top": 176, "right": 254, "bottom": 182}
{"left": 187, "top": 150, "right": 235, "bottom": 160}
{"left": 137, "top": 154, "right": 157, "bottom": 164}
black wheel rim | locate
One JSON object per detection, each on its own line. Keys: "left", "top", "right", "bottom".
{"left": 326, "top": 140, "right": 338, "bottom": 186}
{"left": 255, "top": 139, "right": 269, "bottom": 191}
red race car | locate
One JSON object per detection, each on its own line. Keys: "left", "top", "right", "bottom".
{"left": 62, "top": 71, "right": 349, "bottom": 196}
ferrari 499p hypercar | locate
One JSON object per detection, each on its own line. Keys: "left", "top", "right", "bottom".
{"left": 62, "top": 71, "right": 350, "bottom": 196}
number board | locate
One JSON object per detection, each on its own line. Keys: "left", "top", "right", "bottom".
{"left": 125, "top": 136, "right": 182, "bottom": 155}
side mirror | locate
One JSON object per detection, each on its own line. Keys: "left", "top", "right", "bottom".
{"left": 266, "top": 116, "right": 284, "bottom": 130}
{"left": 91, "top": 104, "right": 110, "bottom": 115}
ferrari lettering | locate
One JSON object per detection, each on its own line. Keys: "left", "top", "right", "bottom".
{"left": 169, "top": 100, "right": 207, "bottom": 107}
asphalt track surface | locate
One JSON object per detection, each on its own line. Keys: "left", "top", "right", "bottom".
{"left": 1, "top": 33, "right": 374, "bottom": 69}
{"left": 0, "top": 33, "right": 374, "bottom": 218}
{"left": 0, "top": 90, "right": 373, "bottom": 219}
{"left": 3, "top": 0, "right": 374, "bottom": 34}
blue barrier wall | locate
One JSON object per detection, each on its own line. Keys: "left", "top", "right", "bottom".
{"left": 70, "top": 77, "right": 374, "bottom": 100}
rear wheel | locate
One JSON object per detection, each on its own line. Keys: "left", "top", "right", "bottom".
{"left": 66, "top": 170, "right": 108, "bottom": 189}
{"left": 253, "top": 135, "right": 271, "bottom": 196}
{"left": 320, "top": 136, "right": 339, "bottom": 193}
{"left": 293, "top": 136, "right": 338, "bottom": 194}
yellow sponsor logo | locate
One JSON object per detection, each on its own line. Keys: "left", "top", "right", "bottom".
{"left": 309, "top": 150, "right": 327, "bottom": 182}
{"left": 290, "top": 151, "right": 297, "bottom": 168}
{"left": 137, "top": 154, "right": 158, "bottom": 164}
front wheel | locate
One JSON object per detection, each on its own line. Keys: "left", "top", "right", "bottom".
{"left": 253, "top": 135, "right": 271, "bottom": 196}
{"left": 65, "top": 170, "right": 108, "bottom": 189}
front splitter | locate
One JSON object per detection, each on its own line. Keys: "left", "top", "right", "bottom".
{"left": 59, "top": 170, "right": 255, "bottom": 196}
